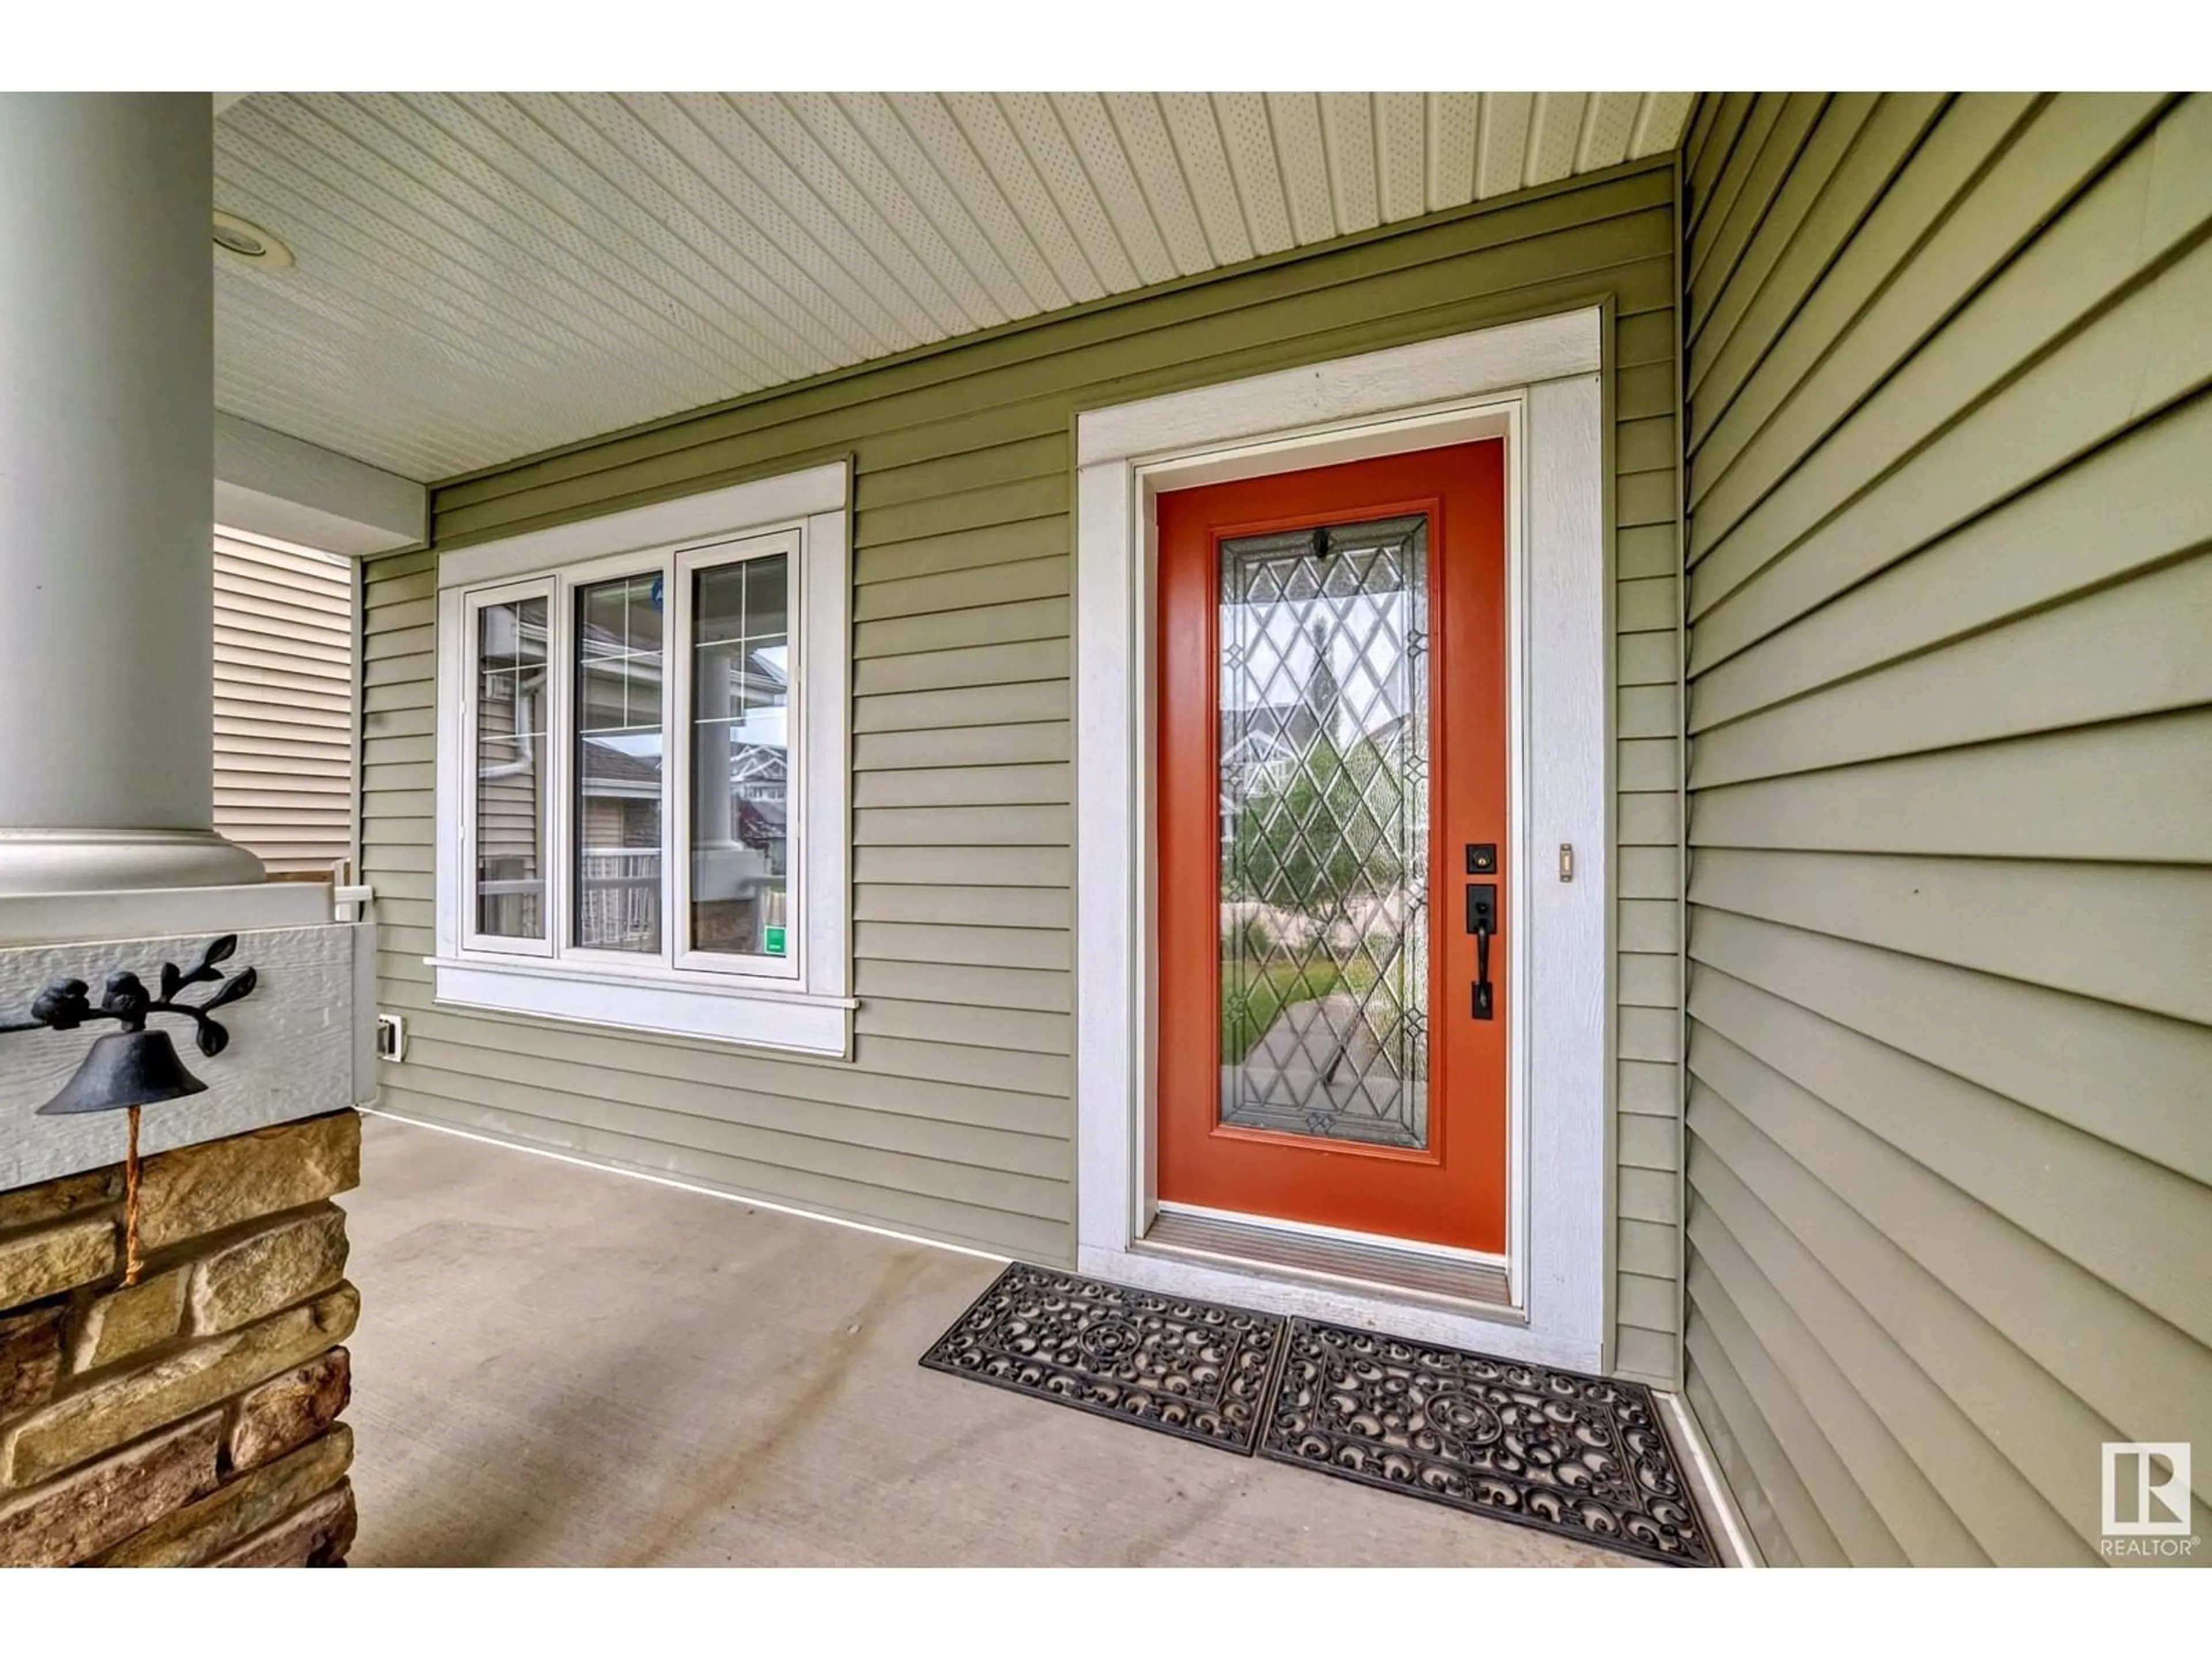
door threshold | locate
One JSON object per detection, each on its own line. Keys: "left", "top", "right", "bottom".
{"left": 1138, "top": 1207, "right": 1515, "bottom": 1317}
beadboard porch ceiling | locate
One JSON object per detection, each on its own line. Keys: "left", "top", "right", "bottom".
{"left": 213, "top": 92, "right": 1694, "bottom": 483}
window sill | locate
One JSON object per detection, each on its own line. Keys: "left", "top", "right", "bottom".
{"left": 426, "top": 955, "right": 854, "bottom": 1058}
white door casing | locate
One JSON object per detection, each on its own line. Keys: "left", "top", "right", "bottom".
{"left": 1072, "top": 309, "right": 1611, "bottom": 1372}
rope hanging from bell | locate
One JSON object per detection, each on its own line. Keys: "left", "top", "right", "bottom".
{"left": 1, "top": 935, "right": 259, "bottom": 1286}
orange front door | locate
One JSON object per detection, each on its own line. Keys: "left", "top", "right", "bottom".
{"left": 1156, "top": 441, "right": 1508, "bottom": 1253}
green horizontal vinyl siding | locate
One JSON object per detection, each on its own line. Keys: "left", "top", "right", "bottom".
{"left": 1680, "top": 93, "right": 2212, "bottom": 1565}
{"left": 363, "top": 162, "right": 1685, "bottom": 1349}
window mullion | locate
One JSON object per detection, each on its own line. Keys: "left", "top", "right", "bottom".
{"left": 786, "top": 533, "right": 805, "bottom": 987}
{"left": 550, "top": 576, "right": 574, "bottom": 964}
{"left": 662, "top": 554, "right": 681, "bottom": 972}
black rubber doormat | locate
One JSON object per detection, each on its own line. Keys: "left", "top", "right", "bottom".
{"left": 1261, "top": 1317, "right": 1715, "bottom": 1566}
{"left": 920, "top": 1264, "right": 1715, "bottom": 1566}
{"left": 919, "top": 1261, "right": 1286, "bottom": 1453}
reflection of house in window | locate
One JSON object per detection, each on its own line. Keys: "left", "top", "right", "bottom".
{"left": 728, "top": 743, "right": 789, "bottom": 871}
{"left": 576, "top": 575, "right": 665, "bottom": 953}
{"left": 1218, "top": 703, "right": 1319, "bottom": 811}
{"left": 475, "top": 597, "right": 549, "bottom": 940}
{"left": 1353, "top": 710, "right": 1415, "bottom": 773}
{"left": 690, "top": 565, "right": 790, "bottom": 958}
{"left": 694, "top": 715, "right": 790, "bottom": 956}
{"left": 1218, "top": 702, "right": 1321, "bottom": 889}
{"left": 577, "top": 741, "right": 664, "bottom": 948}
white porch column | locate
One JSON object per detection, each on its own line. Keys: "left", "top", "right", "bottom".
{"left": 0, "top": 93, "right": 263, "bottom": 894}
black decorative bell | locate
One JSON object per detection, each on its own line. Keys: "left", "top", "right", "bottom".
{"left": 36, "top": 1029, "right": 210, "bottom": 1116}
{"left": 1, "top": 936, "right": 261, "bottom": 1287}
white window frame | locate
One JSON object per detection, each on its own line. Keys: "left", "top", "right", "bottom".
{"left": 668, "top": 529, "right": 802, "bottom": 983}
{"left": 432, "top": 463, "right": 853, "bottom": 1058}
{"left": 459, "top": 575, "right": 556, "bottom": 959}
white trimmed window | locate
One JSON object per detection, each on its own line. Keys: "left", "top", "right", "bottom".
{"left": 431, "top": 464, "right": 852, "bottom": 1056}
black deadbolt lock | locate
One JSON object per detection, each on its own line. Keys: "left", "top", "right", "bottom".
{"left": 1465, "top": 842, "right": 1498, "bottom": 875}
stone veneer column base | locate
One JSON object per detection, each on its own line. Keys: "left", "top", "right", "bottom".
{"left": 0, "top": 1111, "right": 361, "bottom": 1567}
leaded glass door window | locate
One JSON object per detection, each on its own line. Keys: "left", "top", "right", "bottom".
{"left": 1217, "top": 516, "right": 1431, "bottom": 1150}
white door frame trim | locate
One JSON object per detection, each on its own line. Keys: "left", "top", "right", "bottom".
{"left": 1072, "top": 309, "right": 1610, "bottom": 1372}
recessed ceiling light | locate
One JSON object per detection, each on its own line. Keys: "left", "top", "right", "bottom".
{"left": 213, "top": 210, "right": 293, "bottom": 269}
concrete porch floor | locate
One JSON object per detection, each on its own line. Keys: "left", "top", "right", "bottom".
{"left": 343, "top": 1114, "right": 1634, "bottom": 1567}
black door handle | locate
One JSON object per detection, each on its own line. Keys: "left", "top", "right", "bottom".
{"left": 1466, "top": 882, "right": 1497, "bottom": 1020}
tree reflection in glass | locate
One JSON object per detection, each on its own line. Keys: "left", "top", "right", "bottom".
{"left": 1216, "top": 517, "right": 1430, "bottom": 1150}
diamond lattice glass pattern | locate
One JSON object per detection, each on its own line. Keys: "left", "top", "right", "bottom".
{"left": 1217, "top": 515, "right": 1431, "bottom": 1150}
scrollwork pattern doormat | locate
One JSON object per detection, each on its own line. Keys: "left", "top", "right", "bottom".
{"left": 1259, "top": 1317, "right": 1714, "bottom": 1565}
{"left": 919, "top": 1262, "right": 1286, "bottom": 1453}
{"left": 921, "top": 1265, "right": 1715, "bottom": 1566}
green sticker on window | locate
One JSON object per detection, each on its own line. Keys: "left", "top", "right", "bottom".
{"left": 764, "top": 925, "right": 787, "bottom": 956}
